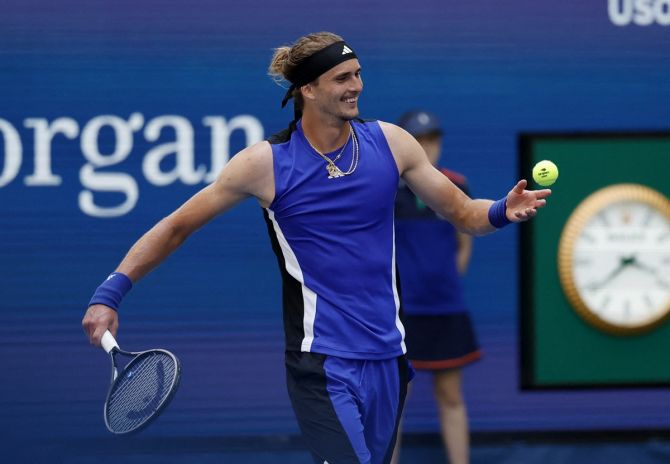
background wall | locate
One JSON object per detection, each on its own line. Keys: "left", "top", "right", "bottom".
{"left": 1, "top": 0, "right": 670, "bottom": 459}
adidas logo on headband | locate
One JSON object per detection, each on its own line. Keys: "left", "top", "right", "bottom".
{"left": 342, "top": 45, "right": 353, "bottom": 55}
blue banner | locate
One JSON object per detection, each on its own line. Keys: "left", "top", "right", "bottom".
{"left": 2, "top": 0, "right": 670, "bottom": 457}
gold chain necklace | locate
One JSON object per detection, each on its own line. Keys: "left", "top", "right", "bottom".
{"left": 305, "top": 127, "right": 360, "bottom": 179}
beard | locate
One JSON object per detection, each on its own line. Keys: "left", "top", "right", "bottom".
{"left": 327, "top": 99, "right": 360, "bottom": 121}
{"left": 309, "top": 91, "right": 361, "bottom": 123}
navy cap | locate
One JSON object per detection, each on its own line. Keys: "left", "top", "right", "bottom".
{"left": 397, "top": 110, "right": 443, "bottom": 137}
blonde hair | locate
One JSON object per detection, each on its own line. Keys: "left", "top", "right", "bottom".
{"left": 268, "top": 32, "right": 344, "bottom": 110}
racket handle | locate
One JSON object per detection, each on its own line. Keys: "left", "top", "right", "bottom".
{"left": 101, "top": 330, "right": 120, "bottom": 354}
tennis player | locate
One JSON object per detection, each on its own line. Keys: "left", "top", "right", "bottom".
{"left": 82, "top": 32, "right": 551, "bottom": 464}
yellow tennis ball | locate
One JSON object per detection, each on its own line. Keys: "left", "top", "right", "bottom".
{"left": 532, "top": 160, "right": 559, "bottom": 186}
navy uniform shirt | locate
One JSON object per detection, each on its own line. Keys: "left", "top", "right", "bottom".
{"left": 394, "top": 168, "right": 469, "bottom": 316}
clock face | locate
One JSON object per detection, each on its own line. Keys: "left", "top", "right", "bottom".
{"left": 558, "top": 184, "right": 670, "bottom": 335}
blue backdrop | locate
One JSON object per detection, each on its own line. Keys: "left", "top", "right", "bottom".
{"left": 2, "top": 0, "right": 670, "bottom": 458}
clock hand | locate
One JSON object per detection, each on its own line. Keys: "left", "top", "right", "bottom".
{"left": 586, "top": 255, "right": 635, "bottom": 290}
{"left": 629, "top": 256, "right": 660, "bottom": 276}
{"left": 627, "top": 255, "right": 670, "bottom": 288}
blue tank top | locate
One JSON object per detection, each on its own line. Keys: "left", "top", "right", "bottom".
{"left": 394, "top": 168, "right": 469, "bottom": 315}
{"left": 264, "top": 119, "right": 406, "bottom": 360}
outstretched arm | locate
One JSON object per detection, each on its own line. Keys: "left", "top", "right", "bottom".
{"left": 380, "top": 122, "right": 551, "bottom": 236}
{"left": 82, "top": 142, "right": 275, "bottom": 346}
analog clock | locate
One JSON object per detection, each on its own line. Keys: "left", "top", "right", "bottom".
{"left": 558, "top": 184, "right": 670, "bottom": 335}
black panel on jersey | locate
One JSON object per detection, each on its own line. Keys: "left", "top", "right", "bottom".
{"left": 262, "top": 209, "right": 306, "bottom": 351}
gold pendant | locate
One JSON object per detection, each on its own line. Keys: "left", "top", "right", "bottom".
{"left": 327, "top": 164, "right": 344, "bottom": 179}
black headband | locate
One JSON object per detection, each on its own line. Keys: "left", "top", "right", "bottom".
{"left": 281, "top": 41, "right": 358, "bottom": 108}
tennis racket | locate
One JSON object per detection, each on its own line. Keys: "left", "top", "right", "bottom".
{"left": 100, "top": 330, "right": 181, "bottom": 435}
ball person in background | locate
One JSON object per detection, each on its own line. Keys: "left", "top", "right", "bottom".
{"left": 82, "top": 32, "right": 550, "bottom": 464}
{"left": 391, "top": 110, "right": 479, "bottom": 464}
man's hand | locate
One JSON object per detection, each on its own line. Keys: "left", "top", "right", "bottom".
{"left": 506, "top": 179, "right": 552, "bottom": 222}
{"left": 82, "top": 304, "right": 119, "bottom": 347}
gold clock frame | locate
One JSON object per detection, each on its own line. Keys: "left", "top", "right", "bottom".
{"left": 558, "top": 183, "right": 670, "bottom": 336}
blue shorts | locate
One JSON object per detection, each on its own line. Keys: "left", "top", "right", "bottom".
{"left": 285, "top": 351, "right": 411, "bottom": 464}
{"left": 403, "top": 312, "right": 481, "bottom": 370}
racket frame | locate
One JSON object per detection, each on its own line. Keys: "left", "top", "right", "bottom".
{"left": 101, "top": 331, "right": 181, "bottom": 435}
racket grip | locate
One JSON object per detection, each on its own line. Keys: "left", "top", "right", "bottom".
{"left": 101, "top": 330, "right": 120, "bottom": 354}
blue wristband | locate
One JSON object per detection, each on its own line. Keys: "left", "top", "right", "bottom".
{"left": 488, "top": 197, "right": 512, "bottom": 228}
{"left": 88, "top": 272, "right": 133, "bottom": 311}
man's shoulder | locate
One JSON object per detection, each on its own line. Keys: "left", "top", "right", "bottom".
{"left": 234, "top": 140, "right": 273, "bottom": 167}
{"left": 375, "top": 120, "right": 408, "bottom": 143}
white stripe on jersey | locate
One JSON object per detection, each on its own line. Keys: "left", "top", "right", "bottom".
{"left": 266, "top": 208, "right": 318, "bottom": 351}
{"left": 391, "top": 225, "right": 407, "bottom": 354}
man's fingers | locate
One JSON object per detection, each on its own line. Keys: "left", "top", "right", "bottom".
{"left": 514, "top": 208, "right": 537, "bottom": 220}
{"left": 82, "top": 316, "right": 92, "bottom": 338}
{"left": 82, "top": 304, "right": 118, "bottom": 347}
{"left": 508, "top": 183, "right": 550, "bottom": 222}
{"left": 534, "top": 189, "right": 552, "bottom": 199}
{"left": 91, "top": 326, "right": 107, "bottom": 347}
{"left": 512, "top": 179, "right": 527, "bottom": 194}
{"left": 110, "top": 321, "right": 119, "bottom": 339}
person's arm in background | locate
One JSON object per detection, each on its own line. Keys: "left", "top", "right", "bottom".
{"left": 456, "top": 232, "right": 472, "bottom": 275}
{"left": 454, "top": 178, "right": 473, "bottom": 275}
{"left": 82, "top": 142, "right": 275, "bottom": 347}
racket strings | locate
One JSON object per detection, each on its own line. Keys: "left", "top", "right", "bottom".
{"left": 106, "top": 352, "right": 177, "bottom": 433}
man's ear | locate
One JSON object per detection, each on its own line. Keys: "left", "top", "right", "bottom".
{"left": 301, "top": 83, "right": 317, "bottom": 102}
